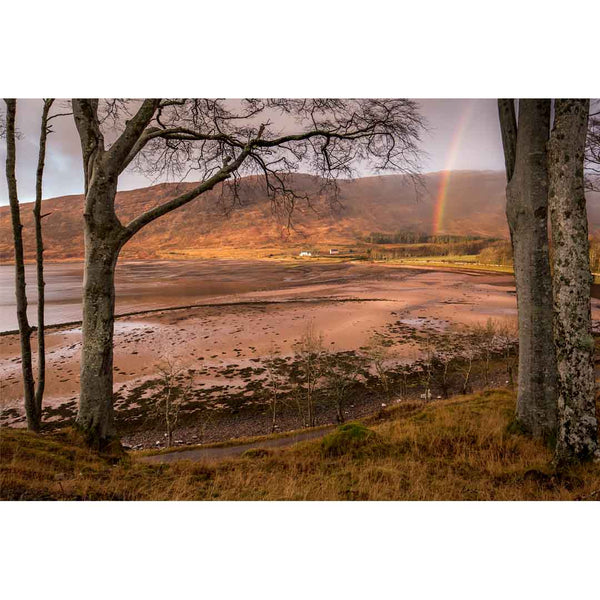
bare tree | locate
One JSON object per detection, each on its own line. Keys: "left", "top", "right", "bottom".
{"left": 548, "top": 99, "right": 599, "bottom": 464}
{"left": 292, "top": 321, "right": 326, "bottom": 427}
{"left": 454, "top": 327, "right": 483, "bottom": 395}
{"left": 472, "top": 318, "right": 500, "bottom": 388}
{"left": 263, "top": 344, "right": 288, "bottom": 433}
{"left": 429, "top": 332, "right": 459, "bottom": 399}
{"left": 416, "top": 348, "right": 434, "bottom": 401}
{"left": 3, "top": 99, "right": 36, "bottom": 429}
{"left": 68, "top": 98, "right": 424, "bottom": 447}
{"left": 363, "top": 332, "right": 397, "bottom": 401}
{"left": 323, "top": 350, "right": 368, "bottom": 423}
{"left": 153, "top": 357, "right": 195, "bottom": 448}
{"left": 31, "top": 99, "right": 56, "bottom": 419}
{"left": 498, "top": 99, "right": 558, "bottom": 440}
{"left": 495, "top": 319, "right": 519, "bottom": 388}
{"left": 432, "top": 349, "right": 454, "bottom": 399}
{"left": 456, "top": 344, "right": 475, "bottom": 395}
{"left": 3, "top": 99, "right": 55, "bottom": 431}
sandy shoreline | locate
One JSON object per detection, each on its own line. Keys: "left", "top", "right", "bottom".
{"left": 3, "top": 260, "right": 599, "bottom": 437}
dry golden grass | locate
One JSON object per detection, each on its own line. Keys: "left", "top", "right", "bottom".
{"left": 2, "top": 389, "right": 599, "bottom": 500}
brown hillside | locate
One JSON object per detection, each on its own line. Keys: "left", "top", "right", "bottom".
{"left": 1, "top": 171, "right": 599, "bottom": 262}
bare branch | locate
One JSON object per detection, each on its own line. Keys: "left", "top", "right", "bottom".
{"left": 106, "top": 99, "right": 161, "bottom": 174}
{"left": 122, "top": 146, "right": 252, "bottom": 240}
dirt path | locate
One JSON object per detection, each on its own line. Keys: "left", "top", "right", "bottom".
{"left": 138, "top": 426, "right": 334, "bottom": 464}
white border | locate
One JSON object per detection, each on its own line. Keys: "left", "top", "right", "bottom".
{"left": 2, "top": 1, "right": 599, "bottom": 598}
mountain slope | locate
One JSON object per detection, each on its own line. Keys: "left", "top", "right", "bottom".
{"left": 1, "top": 171, "right": 599, "bottom": 262}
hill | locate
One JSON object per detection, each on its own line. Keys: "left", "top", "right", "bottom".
{"left": 1, "top": 171, "right": 600, "bottom": 262}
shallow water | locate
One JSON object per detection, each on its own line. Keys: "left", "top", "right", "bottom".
{"left": 0, "top": 259, "right": 387, "bottom": 332}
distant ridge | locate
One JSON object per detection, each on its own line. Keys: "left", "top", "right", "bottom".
{"left": 1, "top": 171, "right": 599, "bottom": 262}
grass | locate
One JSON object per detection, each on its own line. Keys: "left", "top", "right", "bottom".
{"left": 372, "top": 254, "right": 600, "bottom": 283}
{"left": 1, "top": 389, "right": 599, "bottom": 500}
{"left": 385, "top": 255, "right": 515, "bottom": 274}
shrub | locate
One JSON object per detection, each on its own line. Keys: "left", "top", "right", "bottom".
{"left": 320, "top": 422, "right": 385, "bottom": 458}
{"left": 241, "top": 447, "right": 273, "bottom": 459}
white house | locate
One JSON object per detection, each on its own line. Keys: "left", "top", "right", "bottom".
{"left": 299, "top": 251, "right": 312, "bottom": 257}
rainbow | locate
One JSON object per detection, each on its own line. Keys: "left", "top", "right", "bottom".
{"left": 432, "top": 102, "right": 473, "bottom": 236}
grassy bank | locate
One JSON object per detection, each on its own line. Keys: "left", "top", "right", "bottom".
{"left": 386, "top": 256, "right": 600, "bottom": 283}
{"left": 1, "top": 389, "right": 599, "bottom": 500}
{"left": 381, "top": 255, "right": 515, "bottom": 274}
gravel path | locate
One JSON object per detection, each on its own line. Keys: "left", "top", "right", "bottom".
{"left": 138, "top": 426, "right": 334, "bottom": 464}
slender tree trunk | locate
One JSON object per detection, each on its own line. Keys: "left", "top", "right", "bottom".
{"left": 4, "top": 99, "right": 39, "bottom": 431}
{"left": 75, "top": 183, "right": 124, "bottom": 447}
{"left": 548, "top": 99, "right": 599, "bottom": 464}
{"left": 499, "top": 99, "right": 558, "bottom": 439}
{"left": 461, "top": 359, "right": 472, "bottom": 394}
{"left": 32, "top": 99, "right": 53, "bottom": 419}
{"left": 167, "top": 411, "right": 173, "bottom": 447}
{"left": 336, "top": 396, "right": 345, "bottom": 424}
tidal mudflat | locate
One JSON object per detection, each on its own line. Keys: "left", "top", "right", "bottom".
{"left": 3, "top": 259, "right": 596, "bottom": 445}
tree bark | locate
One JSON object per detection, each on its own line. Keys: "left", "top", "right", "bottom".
{"left": 498, "top": 99, "right": 558, "bottom": 439}
{"left": 548, "top": 99, "right": 599, "bottom": 464}
{"left": 32, "top": 99, "right": 53, "bottom": 420}
{"left": 75, "top": 178, "right": 124, "bottom": 447}
{"left": 4, "top": 99, "right": 39, "bottom": 431}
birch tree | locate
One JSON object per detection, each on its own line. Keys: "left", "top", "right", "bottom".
{"left": 293, "top": 321, "right": 326, "bottom": 427}
{"left": 548, "top": 99, "right": 599, "bottom": 464}
{"left": 31, "top": 99, "right": 55, "bottom": 420}
{"left": 69, "top": 98, "right": 424, "bottom": 447}
{"left": 3, "top": 99, "right": 54, "bottom": 431}
{"left": 497, "top": 99, "right": 558, "bottom": 440}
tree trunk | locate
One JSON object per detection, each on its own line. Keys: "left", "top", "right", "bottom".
{"left": 548, "top": 99, "right": 599, "bottom": 464}
{"left": 462, "top": 360, "right": 472, "bottom": 394}
{"left": 75, "top": 185, "right": 123, "bottom": 447}
{"left": 336, "top": 398, "right": 345, "bottom": 424}
{"left": 32, "top": 99, "right": 53, "bottom": 420}
{"left": 500, "top": 99, "right": 558, "bottom": 439}
{"left": 4, "top": 99, "right": 39, "bottom": 431}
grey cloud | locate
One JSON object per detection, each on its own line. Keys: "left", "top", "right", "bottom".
{"left": 0, "top": 99, "right": 506, "bottom": 206}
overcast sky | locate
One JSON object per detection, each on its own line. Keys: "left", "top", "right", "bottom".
{"left": 0, "top": 99, "right": 506, "bottom": 205}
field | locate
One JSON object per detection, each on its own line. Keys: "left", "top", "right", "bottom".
{"left": 2, "top": 389, "right": 599, "bottom": 501}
